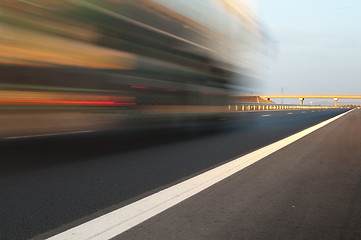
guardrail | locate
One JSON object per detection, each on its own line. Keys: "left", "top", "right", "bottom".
{"left": 228, "top": 103, "right": 339, "bottom": 112}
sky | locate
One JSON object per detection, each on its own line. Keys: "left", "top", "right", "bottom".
{"left": 254, "top": 0, "right": 361, "bottom": 105}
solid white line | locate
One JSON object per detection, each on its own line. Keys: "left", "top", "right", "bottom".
{"left": 5, "top": 130, "right": 95, "bottom": 139}
{"left": 46, "top": 110, "right": 353, "bottom": 240}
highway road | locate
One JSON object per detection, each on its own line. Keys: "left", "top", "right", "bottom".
{"left": 1, "top": 108, "right": 359, "bottom": 240}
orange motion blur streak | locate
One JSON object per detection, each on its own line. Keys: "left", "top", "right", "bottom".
{"left": 0, "top": 100, "right": 136, "bottom": 106}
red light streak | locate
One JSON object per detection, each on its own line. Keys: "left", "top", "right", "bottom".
{"left": 0, "top": 100, "right": 136, "bottom": 106}
{"left": 130, "top": 85, "right": 148, "bottom": 89}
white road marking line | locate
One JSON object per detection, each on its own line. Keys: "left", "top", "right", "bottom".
{"left": 287, "top": 113, "right": 293, "bottom": 115}
{"left": 5, "top": 130, "right": 95, "bottom": 139}
{"left": 46, "top": 109, "right": 353, "bottom": 240}
{"left": 262, "top": 114, "right": 271, "bottom": 117}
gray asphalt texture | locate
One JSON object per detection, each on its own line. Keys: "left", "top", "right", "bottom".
{"left": 118, "top": 109, "right": 361, "bottom": 240}
{"left": 0, "top": 109, "right": 349, "bottom": 240}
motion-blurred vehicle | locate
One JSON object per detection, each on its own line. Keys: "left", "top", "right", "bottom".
{"left": 0, "top": 0, "right": 264, "bottom": 138}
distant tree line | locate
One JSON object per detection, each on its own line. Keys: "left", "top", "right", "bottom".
{"left": 339, "top": 105, "right": 361, "bottom": 109}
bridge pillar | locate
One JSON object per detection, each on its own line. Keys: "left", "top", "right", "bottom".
{"left": 299, "top": 98, "right": 304, "bottom": 105}
{"left": 334, "top": 98, "right": 338, "bottom": 107}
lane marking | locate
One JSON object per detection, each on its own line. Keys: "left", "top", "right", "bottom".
{"left": 261, "top": 114, "right": 271, "bottom": 117}
{"left": 46, "top": 109, "right": 353, "bottom": 240}
{"left": 287, "top": 113, "right": 293, "bottom": 115}
{"left": 5, "top": 130, "right": 95, "bottom": 139}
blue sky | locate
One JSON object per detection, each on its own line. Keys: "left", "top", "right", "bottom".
{"left": 255, "top": 0, "right": 361, "bottom": 104}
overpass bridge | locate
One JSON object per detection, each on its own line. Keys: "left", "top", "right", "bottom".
{"left": 259, "top": 94, "right": 361, "bottom": 107}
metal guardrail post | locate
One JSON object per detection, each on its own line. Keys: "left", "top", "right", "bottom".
{"left": 231, "top": 103, "right": 334, "bottom": 112}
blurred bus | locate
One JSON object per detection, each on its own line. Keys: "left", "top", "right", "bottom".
{"left": 0, "top": 0, "right": 265, "bottom": 138}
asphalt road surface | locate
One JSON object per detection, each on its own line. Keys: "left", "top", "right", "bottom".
{"left": 0, "top": 109, "right": 355, "bottom": 240}
{"left": 117, "top": 109, "right": 361, "bottom": 240}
